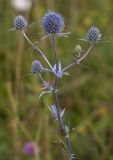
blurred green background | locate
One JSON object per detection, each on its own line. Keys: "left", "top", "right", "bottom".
{"left": 0, "top": 0, "right": 113, "bottom": 159}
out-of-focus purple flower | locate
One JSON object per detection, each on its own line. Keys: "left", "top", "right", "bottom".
{"left": 23, "top": 141, "right": 39, "bottom": 156}
{"left": 42, "top": 11, "right": 64, "bottom": 34}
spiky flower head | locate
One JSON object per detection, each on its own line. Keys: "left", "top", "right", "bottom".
{"left": 87, "top": 26, "right": 102, "bottom": 43}
{"left": 32, "top": 60, "right": 43, "bottom": 74}
{"left": 23, "top": 141, "right": 39, "bottom": 156}
{"left": 42, "top": 11, "right": 64, "bottom": 34}
{"left": 14, "top": 15, "right": 28, "bottom": 30}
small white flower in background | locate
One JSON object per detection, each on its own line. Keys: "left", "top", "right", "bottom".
{"left": 11, "top": 0, "right": 32, "bottom": 12}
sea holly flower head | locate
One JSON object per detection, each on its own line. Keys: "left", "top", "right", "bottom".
{"left": 42, "top": 11, "right": 64, "bottom": 34}
{"left": 49, "top": 105, "right": 65, "bottom": 120}
{"left": 87, "top": 26, "right": 102, "bottom": 43}
{"left": 32, "top": 60, "right": 44, "bottom": 74}
{"left": 14, "top": 15, "right": 28, "bottom": 30}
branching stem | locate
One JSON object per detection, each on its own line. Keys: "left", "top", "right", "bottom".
{"left": 63, "top": 43, "right": 93, "bottom": 71}
{"left": 22, "top": 31, "right": 55, "bottom": 73}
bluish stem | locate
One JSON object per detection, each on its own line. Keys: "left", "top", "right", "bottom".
{"left": 52, "top": 34, "right": 59, "bottom": 72}
{"left": 52, "top": 34, "right": 72, "bottom": 158}
{"left": 52, "top": 34, "right": 64, "bottom": 129}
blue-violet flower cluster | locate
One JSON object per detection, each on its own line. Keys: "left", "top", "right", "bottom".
{"left": 42, "top": 11, "right": 64, "bottom": 34}
{"left": 32, "top": 60, "right": 44, "bottom": 74}
{"left": 14, "top": 15, "right": 28, "bottom": 30}
{"left": 87, "top": 26, "right": 102, "bottom": 43}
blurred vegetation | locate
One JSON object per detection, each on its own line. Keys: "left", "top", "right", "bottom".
{"left": 0, "top": 0, "right": 113, "bottom": 159}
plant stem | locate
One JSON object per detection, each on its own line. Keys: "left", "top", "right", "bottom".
{"left": 63, "top": 44, "right": 93, "bottom": 72}
{"left": 22, "top": 31, "right": 55, "bottom": 73}
{"left": 52, "top": 35, "right": 64, "bottom": 129}
{"left": 52, "top": 35, "right": 59, "bottom": 72}
{"left": 52, "top": 35, "right": 73, "bottom": 159}
{"left": 77, "top": 43, "right": 93, "bottom": 63}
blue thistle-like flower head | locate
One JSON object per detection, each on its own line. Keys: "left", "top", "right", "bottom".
{"left": 14, "top": 15, "right": 28, "bottom": 30}
{"left": 32, "top": 60, "right": 43, "bottom": 74}
{"left": 87, "top": 26, "right": 102, "bottom": 43}
{"left": 42, "top": 11, "right": 64, "bottom": 34}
